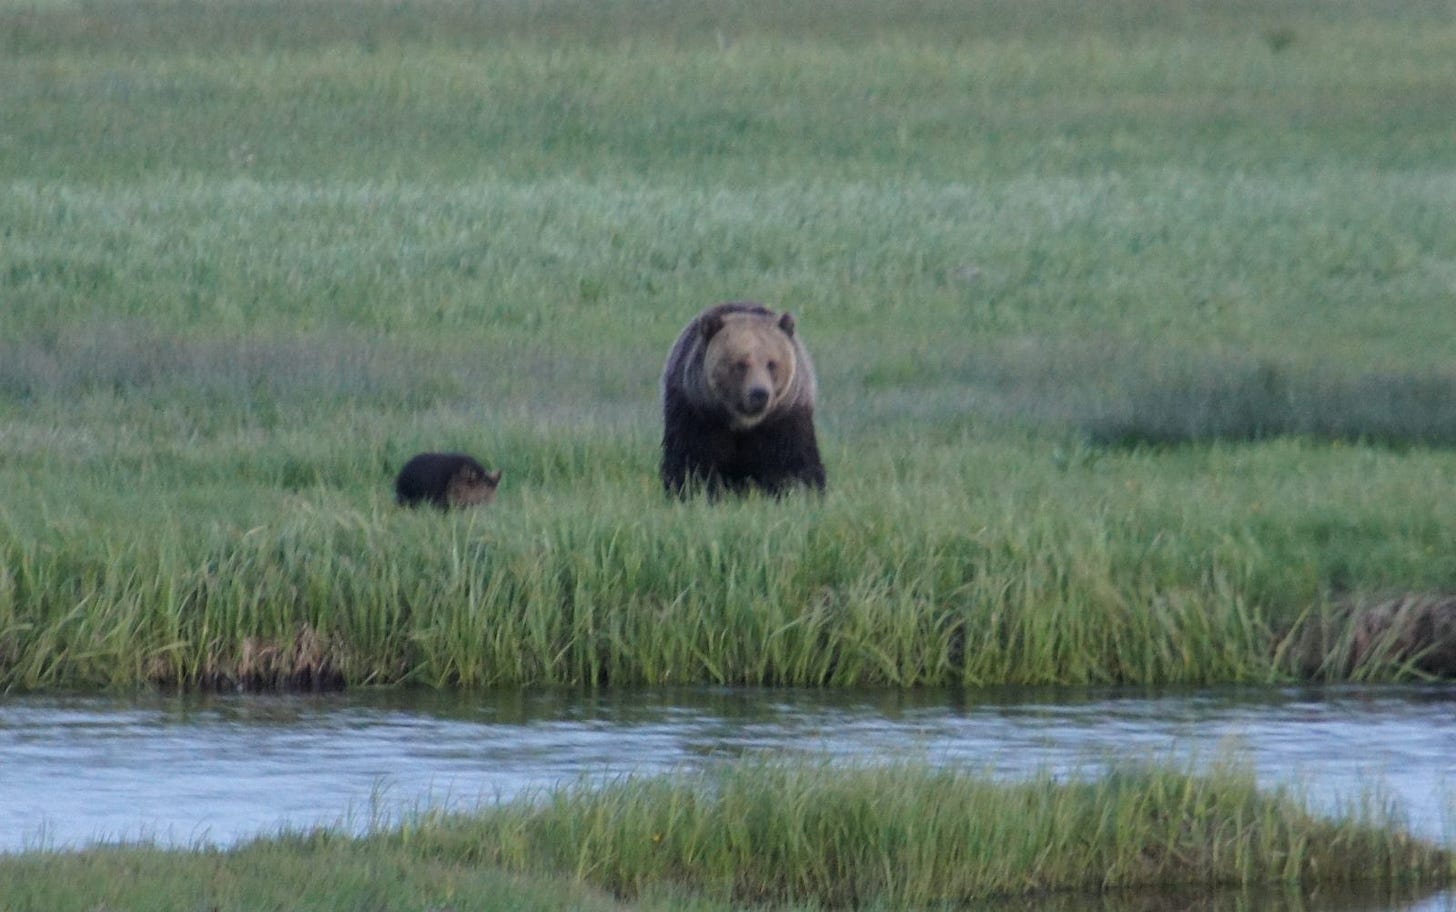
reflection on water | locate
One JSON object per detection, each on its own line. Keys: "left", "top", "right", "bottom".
{"left": 1, "top": 685, "right": 1453, "bottom": 868}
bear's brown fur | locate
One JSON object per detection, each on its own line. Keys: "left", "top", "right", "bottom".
{"left": 394, "top": 452, "right": 501, "bottom": 510}
{"left": 660, "top": 301, "right": 825, "bottom": 497}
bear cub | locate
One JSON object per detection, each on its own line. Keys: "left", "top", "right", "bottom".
{"left": 394, "top": 452, "right": 502, "bottom": 510}
{"left": 660, "top": 301, "right": 826, "bottom": 497}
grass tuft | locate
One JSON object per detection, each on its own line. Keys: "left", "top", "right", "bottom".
{"left": 395, "top": 758, "right": 1452, "bottom": 907}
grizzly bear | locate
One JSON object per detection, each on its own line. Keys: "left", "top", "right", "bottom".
{"left": 660, "top": 301, "right": 826, "bottom": 497}
{"left": 394, "top": 452, "right": 502, "bottom": 510}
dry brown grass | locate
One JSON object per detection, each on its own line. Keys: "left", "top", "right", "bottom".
{"left": 1278, "top": 593, "right": 1456, "bottom": 680}
{"left": 146, "top": 624, "right": 349, "bottom": 691}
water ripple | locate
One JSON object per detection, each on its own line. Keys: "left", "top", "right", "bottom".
{"left": 1, "top": 683, "right": 1452, "bottom": 853}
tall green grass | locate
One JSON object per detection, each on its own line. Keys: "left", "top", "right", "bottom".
{"left": 420, "top": 759, "right": 1449, "bottom": 906}
{"left": 2, "top": 0, "right": 1455, "bottom": 690}
{"left": 3, "top": 435, "right": 1453, "bottom": 690}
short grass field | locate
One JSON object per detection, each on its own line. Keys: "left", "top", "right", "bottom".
{"left": 2, "top": 0, "right": 1455, "bottom": 692}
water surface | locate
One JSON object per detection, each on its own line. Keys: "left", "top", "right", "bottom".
{"left": 2, "top": 684, "right": 1453, "bottom": 854}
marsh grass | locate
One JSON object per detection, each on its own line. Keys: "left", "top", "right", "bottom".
{"left": 5, "top": 320, "right": 1456, "bottom": 690}
{"left": 1074, "top": 357, "right": 1456, "bottom": 450}
{"left": 382, "top": 759, "right": 1451, "bottom": 907}
{"left": 4, "top": 322, "right": 1456, "bottom": 689}
{"left": 2, "top": 759, "right": 1445, "bottom": 910}
{"left": 0, "top": 834, "right": 681, "bottom": 912}
{"left": 4, "top": 455, "right": 1453, "bottom": 690}
{"left": 3, "top": 0, "right": 1456, "bottom": 691}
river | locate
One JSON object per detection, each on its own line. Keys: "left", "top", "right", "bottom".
{"left": 3, "top": 683, "right": 1452, "bottom": 855}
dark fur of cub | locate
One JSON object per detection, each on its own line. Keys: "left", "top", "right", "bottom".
{"left": 394, "top": 452, "right": 501, "bottom": 510}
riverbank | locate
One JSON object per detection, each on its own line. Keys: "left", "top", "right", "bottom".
{"left": 2, "top": 759, "right": 1449, "bottom": 910}
{"left": 9, "top": 684, "right": 1455, "bottom": 856}
{"left": 4, "top": 478, "right": 1456, "bottom": 690}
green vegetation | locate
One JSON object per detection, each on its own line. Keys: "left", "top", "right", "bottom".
{"left": 409, "top": 759, "right": 1449, "bottom": 905}
{"left": 1, "top": 759, "right": 1449, "bottom": 910}
{"left": 6, "top": 9, "right": 1453, "bottom": 908}
{"left": 3, "top": 0, "right": 1456, "bottom": 691}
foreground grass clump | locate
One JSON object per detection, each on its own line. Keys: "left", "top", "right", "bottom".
{"left": 0, "top": 838, "right": 692, "bottom": 912}
{"left": 2, "top": 760, "right": 1448, "bottom": 910}
{"left": 438, "top": 760, "right": 1450, "bottom": 906}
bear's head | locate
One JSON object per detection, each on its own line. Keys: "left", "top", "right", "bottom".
{"left": 446, "top": 465, "right": 502, "bottom": 508}
{"left": 700, "top": 309, "right": 799, "bottom": 430}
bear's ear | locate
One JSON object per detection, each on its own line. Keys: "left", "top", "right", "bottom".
{"left": 777, "top": 312, "right": 796, "bottom": 337}
{"left": 485, "top": 469, "right": 503, "bottom": 487}
{"left": 699, "top": 313, "right": 725, "bottom": 341}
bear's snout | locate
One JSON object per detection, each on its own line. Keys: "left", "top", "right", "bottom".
{"left": 743, "top": 386, "right": 771, "bottom": 414}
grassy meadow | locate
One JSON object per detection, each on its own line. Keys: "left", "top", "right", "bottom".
{"left": 2, "top": 0, "right": 1456, "bottom": 690}
{"left": 6, "top": 3, "right": 1456, "bottom": 907}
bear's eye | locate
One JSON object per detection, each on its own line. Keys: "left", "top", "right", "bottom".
{"left": 733, "top": 360, "right": 750, "bottom": 375}
{"left": 766, "top": 360, "right": 778, "bottom": 375}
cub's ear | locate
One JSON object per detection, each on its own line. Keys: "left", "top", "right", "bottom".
{"left": 485, "top": 469, "right": 503, "bottom": 487}
{"left": 699, "top": 313, "right": 725, "bottom": 340}
{"left": 777, "top": 312, "right": 796, "bottom": 336}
